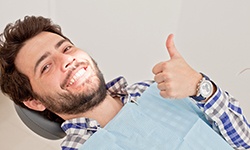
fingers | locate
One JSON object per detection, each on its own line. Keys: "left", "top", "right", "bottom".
{"left": 166, "top": 34, "right": 181, "bottom": 59}
{"left": 155, "top": 72, "right": 177, "bottom": 98}
{"left": 152, "top": 62, "right": 164, "bottom": 75}
{"left": 157, "top": 82, "right": 176, "bottom": 99}
{"left": 154, "top": 71, "right": 167, "bottom": 84}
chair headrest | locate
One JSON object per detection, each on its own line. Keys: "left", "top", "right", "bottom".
{"left": 14, "top": 104, "right": 66, "bottom": 140}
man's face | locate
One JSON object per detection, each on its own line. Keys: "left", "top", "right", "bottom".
{"left": 15, "top": 31, "right": 107, "bottom": 114}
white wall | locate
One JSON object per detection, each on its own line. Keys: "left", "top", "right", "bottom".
{"left": 0, "top": 0, "right": 250, "bottom": 149}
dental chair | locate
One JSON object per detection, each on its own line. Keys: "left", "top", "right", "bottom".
{"left": 14, "top": 104, "right": 66, "bottom": 140}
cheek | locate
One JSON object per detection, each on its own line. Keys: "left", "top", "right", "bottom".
{"left": 31, "top": 74, "right": 62, "bottom": 95}
{"left": 75, "top": 51, "right": 91, "bottom": 61}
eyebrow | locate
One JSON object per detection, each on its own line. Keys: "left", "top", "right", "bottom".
{"left": 34, "top": 39, "right": 67, "bottom": 74}
{"left": 55, "top": 39, "right": 67, "bottom": 49}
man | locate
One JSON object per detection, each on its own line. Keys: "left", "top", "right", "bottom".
{"left": 0, "top": 16, "right": 249, "bottom": 150}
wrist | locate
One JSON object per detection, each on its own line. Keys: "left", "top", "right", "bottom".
{"left": 190, "top": 73, "right": 214, "bottom": 102}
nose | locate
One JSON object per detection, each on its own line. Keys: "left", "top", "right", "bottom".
{"left": 60, "top": 54, "right": 76, "bottom": 72}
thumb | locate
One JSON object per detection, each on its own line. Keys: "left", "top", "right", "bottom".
{"left": 166, "top": 34, "right": 181, "bottom": 59}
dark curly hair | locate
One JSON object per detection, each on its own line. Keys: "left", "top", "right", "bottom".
{"left": 0, "top": 16, "right": 68, "bottom": 123}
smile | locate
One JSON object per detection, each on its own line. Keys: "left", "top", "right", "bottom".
{"left": 67, "top": 67, "right": 88, "bottom": 87}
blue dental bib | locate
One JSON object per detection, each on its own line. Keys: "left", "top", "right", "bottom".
{"left": 79, "top": 83, "right": 232, "bottom": 150}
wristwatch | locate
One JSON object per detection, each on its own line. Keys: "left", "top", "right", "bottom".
{"left": 190, "top": 73, "right": 214, "bottom": 102}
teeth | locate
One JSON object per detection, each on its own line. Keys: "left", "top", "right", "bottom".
{"left": 68, "top": 68, "right": 86, "bottom": 86}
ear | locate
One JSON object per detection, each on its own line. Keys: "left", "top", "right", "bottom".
{"left": 23, "top": 99, "right": 46, "bottom": 111}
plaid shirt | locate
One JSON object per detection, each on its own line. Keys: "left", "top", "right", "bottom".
{"left": 61, "top": 76, "right": 250, "bottom": 150}
{"left": 199, "top": 87, "right": 250, "bottom": 149}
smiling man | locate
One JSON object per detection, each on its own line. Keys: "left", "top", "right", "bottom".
{"left": 15, "top": 31, "right": 108, "bottom": 117}
{"left": 0, "top": 16, "right": 249, "bottom": 150}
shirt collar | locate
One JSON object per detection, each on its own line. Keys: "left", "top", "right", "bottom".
{"left": 61, "top": 118, "right": 100, "bottom": 135}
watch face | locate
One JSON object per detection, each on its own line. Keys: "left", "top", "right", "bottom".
{"left": 200, "top": 80, "right": 213, "bottom": 97}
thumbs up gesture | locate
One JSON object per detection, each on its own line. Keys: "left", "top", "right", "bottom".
{"left": 152, "top": 34, "right": 202, "bottom": 99}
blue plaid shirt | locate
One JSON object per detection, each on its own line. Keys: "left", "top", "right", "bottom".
{"left": 61, "top": 76, "right": 250, "bottom": 150}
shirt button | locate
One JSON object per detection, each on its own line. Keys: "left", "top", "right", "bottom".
{"left": 89, "top": 122, "right": 96, "bottom": 127}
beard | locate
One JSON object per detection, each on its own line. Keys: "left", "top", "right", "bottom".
{"left": 36, "top": 60, "right": 107, "bottom": 115}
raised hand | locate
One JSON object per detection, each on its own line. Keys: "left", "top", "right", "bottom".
{"left": 152, "top": 34, "right": 202, "bottom": 99}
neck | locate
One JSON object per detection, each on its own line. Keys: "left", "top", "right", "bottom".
{"left": 59, "top": 95, "right": 123, "bottom": 127}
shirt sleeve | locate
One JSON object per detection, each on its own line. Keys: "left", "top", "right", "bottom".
{"left": 196, "top": 85, "right": 250, "bottom": 149}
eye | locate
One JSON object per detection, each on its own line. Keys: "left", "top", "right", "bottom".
{"left": 63, "top": 46, "right": 73, "bottom": 53}
{"left": 41, "top": 64, "right": 51, "bottom": 74}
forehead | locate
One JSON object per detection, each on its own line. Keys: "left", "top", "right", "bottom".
{"left": 14, "top": 32, "right": 65, "bottom": 76}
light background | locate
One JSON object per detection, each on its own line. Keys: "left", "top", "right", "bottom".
{"left": 0, "top": 0, "right": 250, "bottom": 149}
